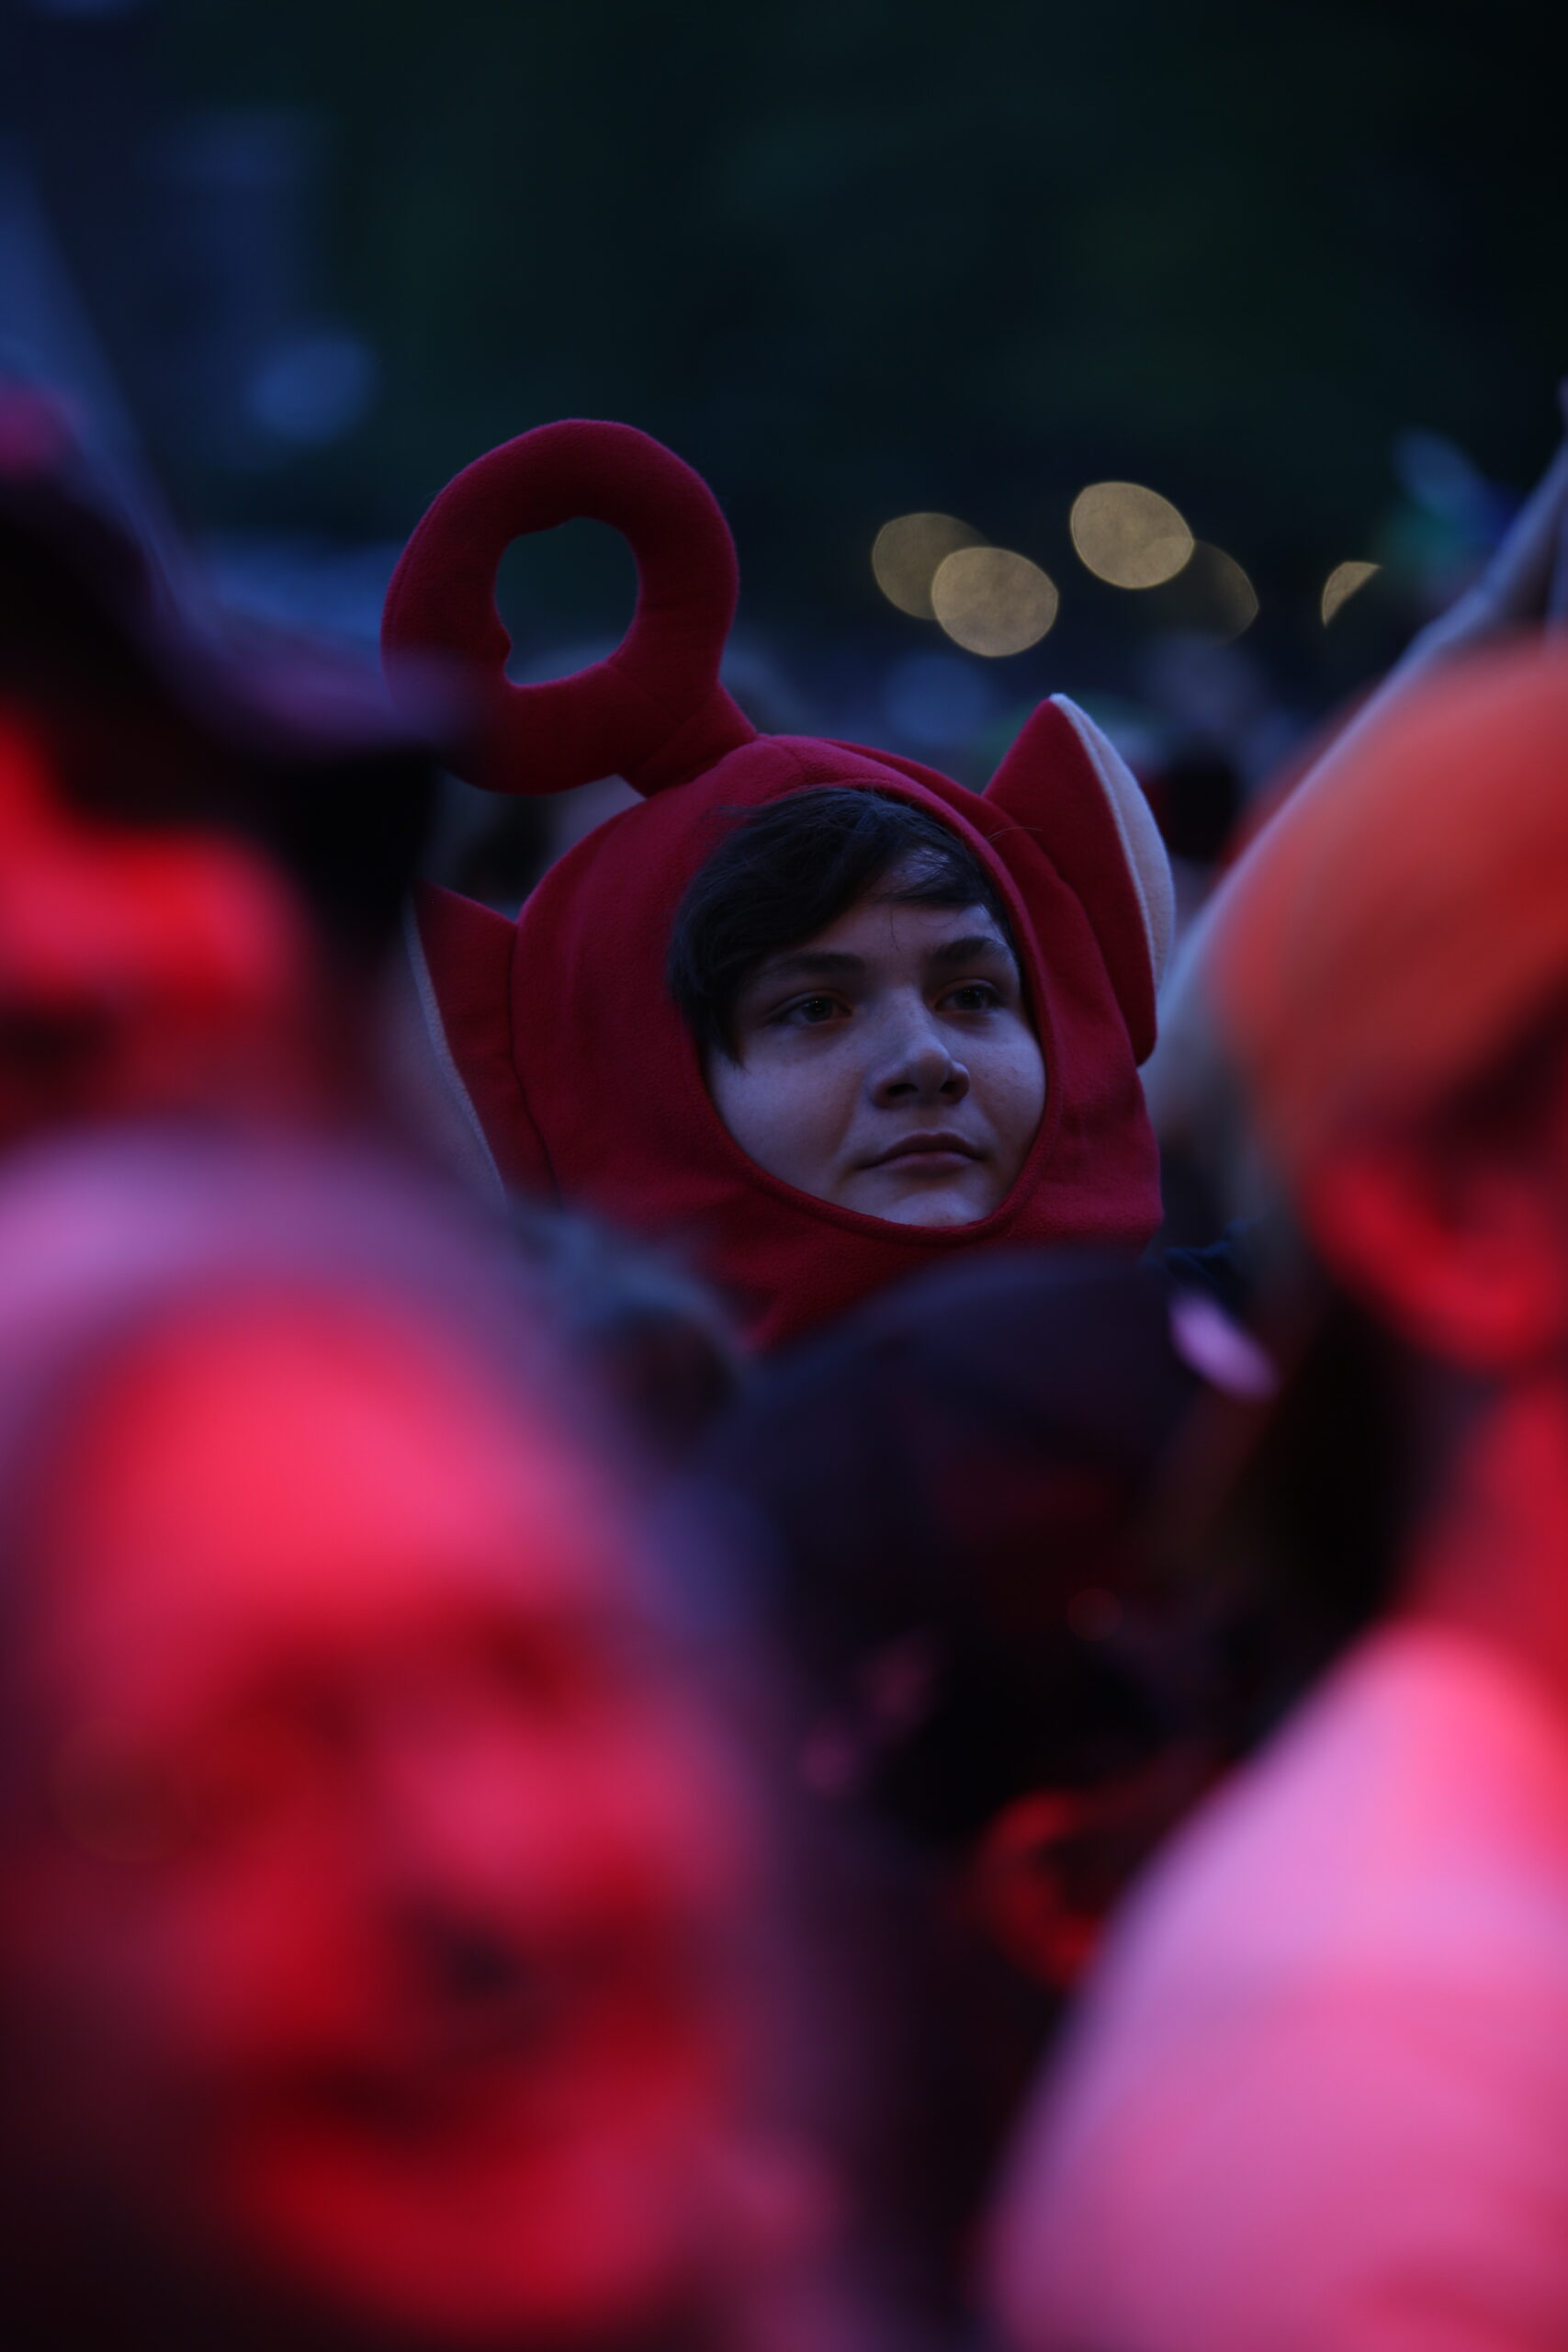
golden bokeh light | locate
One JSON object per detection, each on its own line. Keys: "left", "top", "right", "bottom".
{"left": 873, "top": 512, "right": 987, "bottom": 619}
{"left": 1322, "top": 560, "right": 1381, "bottom": 625}
{"left": 1201, "top": 545, "right": 1258, "bottom": 638}
{"left": 1070, "top": 481, "right": 1194, "bottom": 589}
{"left": 1158, "top": 541, "right": 1258, "bottom": 640}
{"left": 930, "top": 546, "right": 1059, "bottom": 657}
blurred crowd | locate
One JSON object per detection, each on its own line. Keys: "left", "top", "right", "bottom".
{"left": 3, "top": 367, "right": 1568, "bottom": 2352}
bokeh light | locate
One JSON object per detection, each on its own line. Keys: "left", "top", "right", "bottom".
{"left": 1321, "top": 560, "right": 1381, "bottom": 624}
{"left": 1070, "top": 481, "right": 1194, "bottom": 588}
{"left": 1153, "top": 540, "right": 1258, "bottom": 640}
{"left": 930, "top": 546, "right": 1058, "bottom": 657}
{"left": 1197, "top": 545, "right": 1258, "bottom": 638}
{"left": 873, "top": 512, "right": 987, "bottom": 619}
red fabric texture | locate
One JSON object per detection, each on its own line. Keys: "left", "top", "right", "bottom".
{"left": 382, "top": 420, "right": 756, "bottom": 797}
{"left": 386, "top": 422, "right": 1162, "bottom": 1350}
{"left": 412, "top": 882, "right": 548, "bottom": 1193}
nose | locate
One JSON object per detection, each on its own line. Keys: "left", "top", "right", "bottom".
{"left": 868, "top": 999, "right": 969, "bottom": 1109}
{"left": 400, "top": 1903, "right": 532, "bottom": 2011}
{"left": 374, "top": 1806, "right": 534, "bottom": 2013}
{"left": 362, "top": 1723, "right": 564, "bottom": 2003}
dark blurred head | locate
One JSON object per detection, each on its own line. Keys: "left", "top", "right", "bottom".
{"left": 0, "top": 387, "right": 435, "bottom": 1147}
{"left": 0, "top": 1139, "right": 810, "bottom": 2352}
{"left": 694, "top": 1249, "right": 1243, "bottom": 2317}
{"left": 509, "top": 1204, "right": 744, "bottom": 1461}
{"left": 698, "top": 1252, "right": 1224, "bottom": 1981}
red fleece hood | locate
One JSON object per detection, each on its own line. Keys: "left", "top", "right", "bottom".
{"left": 384, "top": 421, "right": 1171, "bottom": 1349}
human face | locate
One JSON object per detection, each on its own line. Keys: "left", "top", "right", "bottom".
{"left": 707, "top": 876, "right": 1046, "bottom": 1228}
{"left": 0, "top": 1299, "right": 765, "bottom": 2348}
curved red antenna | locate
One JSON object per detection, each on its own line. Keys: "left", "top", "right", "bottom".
{"left": 381, "top": 419, "right": 756, "bottom": 798}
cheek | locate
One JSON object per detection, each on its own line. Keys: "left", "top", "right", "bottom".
{"left": 707, "top": 1046, "right": 857, "bottom": 1186}
{"left": 976, "top": 1027, "right": 1047, "bottom": 1157}
{"left": 0, "top": 1849, "right": 318, "bottom": 2188}
{"left": 578, "top": 1713, "right": 759, "bottom": 1917}
{"left": 462, "top": 1702, "right": 758, "bottom": 1951}
{"left": 8, "top": 1831, "right": 367, "bottom": 2089}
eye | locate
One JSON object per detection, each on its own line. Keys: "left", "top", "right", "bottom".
{"left": 51, "top": 1708, "right": 335, "bottom": 1865}
{"left": 772, "top": 993, "right": 846, "bottom": 1028}
{"left": 940, "top": 980, "right": 1005, "bottom": 1013}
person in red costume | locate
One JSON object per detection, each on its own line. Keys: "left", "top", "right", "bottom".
{"left": 382, "top": 421, "right": 1174, "bottom": 1349}
{"left": 0, "top": 1133, "right": 842, "bottom": 2352}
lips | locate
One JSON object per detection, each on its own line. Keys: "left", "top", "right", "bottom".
{"left": 864, "top": 1130, "right": 984, "bottom": 1170}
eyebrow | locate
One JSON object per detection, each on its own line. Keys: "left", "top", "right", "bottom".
{"left": 750, "top": 933, "right": 1017, "bottom": 994}
{"left": 752, "top": 948, "right": 867, "bottom": 985}
{"left": 925, "top": 933, "right": 1017, "bottom": 972}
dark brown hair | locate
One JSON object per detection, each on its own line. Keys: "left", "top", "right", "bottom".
{"left": 667, "top": 787, "right": 1016, "bottom": 1060}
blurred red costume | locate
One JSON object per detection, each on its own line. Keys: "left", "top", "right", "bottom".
{"left": 385, "top": 422, "right": 1172, "bottom": 1347}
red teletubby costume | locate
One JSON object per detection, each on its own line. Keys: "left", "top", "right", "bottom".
{"left": 383, "top": 422, "right": 1172, "bottom": 1349}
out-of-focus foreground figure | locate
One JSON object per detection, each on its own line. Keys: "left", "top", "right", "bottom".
{"left": 0, "top": 386, "right": 432, "bottom": 1151}
{"left": 0, "top": 1136, "right": 833, "bottom": 2352}
{"left": 699, "top": 1248, "right": 1258, "bottom": 2331}
{"left": 987, "top": 642, "right": 1568, "bottom": 2351}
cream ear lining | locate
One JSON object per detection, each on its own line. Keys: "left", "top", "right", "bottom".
{"left": 397, "top": 899, "right": 508, "bottom": 1205}
{"left": 1048, "top": 694, "right": 1175, "bottom": 993}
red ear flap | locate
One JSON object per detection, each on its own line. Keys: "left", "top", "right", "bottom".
{"left": 987, "top": 695, "right": 1173, "bottom": 1065}
{"left": 401, "top": 883, "right": 552, "bottom": 1198}
{"left": 381, "top": 420, "right": 756, "bottom": 799}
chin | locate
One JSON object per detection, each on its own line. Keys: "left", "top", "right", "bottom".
{"left": 874, "top": 1187, "right": 993, "bottom": 1229}
{"left": 225, "top": 2128, "right": 721, "bottom": 2352}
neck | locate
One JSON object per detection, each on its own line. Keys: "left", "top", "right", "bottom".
{"left": 1404, "top": 1369, "right": 1568, "bottom": 1719}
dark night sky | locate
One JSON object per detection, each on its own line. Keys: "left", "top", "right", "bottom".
{"left": 8, "top": 0, "right": 1564, "bottom": 703}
